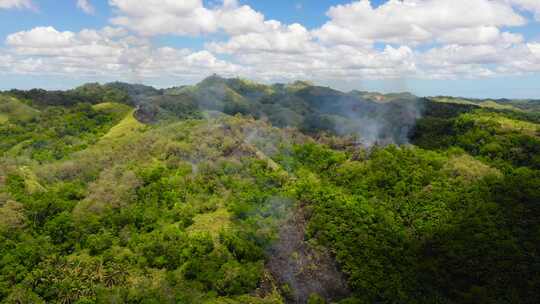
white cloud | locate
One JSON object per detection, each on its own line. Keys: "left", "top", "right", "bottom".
{"left": 208, "top": 22, "right": 316, "bottom": 54}
{"left": 216, "top": 4, "right": 266, "bottom": 36}
{"left": 0, "top": 54, "right": 14, "bottom": 71}
{"left": 77, "top": 0, "right": 95, "bottom": 15}
{"left": 7, "top": 27, "right": 77, "bottom": 48}
{"left": 422, "top": 45, "right": 503, "bottom": 67}
{"left": 0, "top": 0, "right": 35, "bottom": 10}
{"left": 437, "top": 27, "right": 523, "bottom": 46}
{"left": 2, "top": 26, "right": 242, "bottom": 80}
{"left": 528, "top": 43, "right": 540, "bottom": 57}
{"left": 108, "top": 0, "right": 282, "bottom": 37}
{"left": 109, "top": 0, "right": 218, "bottom": 36}
{"left": 3, "top": 0, "right": 540, "bottom": 85}
{"left": 418, "top": 42, "right": 540, "bottom": 79}
{"left": 314, "top": 0, "right": 526, "bottom": 46}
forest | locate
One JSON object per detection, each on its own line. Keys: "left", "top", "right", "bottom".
{"left": 0, "top": 76, "right": 539, "bottom": 304}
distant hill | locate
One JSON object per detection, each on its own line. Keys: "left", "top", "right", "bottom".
{"left": 429, "top": 96, "right": 540, "bottom": 112}
{"left": 137, "top": 76, "right": 424, "bottom": 147}
{"left": 4, "top": 76, "right": 540, "bottom": 146}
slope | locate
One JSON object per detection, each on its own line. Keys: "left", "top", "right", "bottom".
{"left": 0, "top": 95, "right": 39, "bottom": 123}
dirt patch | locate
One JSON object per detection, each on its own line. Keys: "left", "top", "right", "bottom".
{"left": 266, "top": 208, "right": 351, "bottom": 303}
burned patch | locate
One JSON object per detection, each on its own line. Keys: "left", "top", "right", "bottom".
{"left": 267, "top": 208, "right": 351, "bottom": 303}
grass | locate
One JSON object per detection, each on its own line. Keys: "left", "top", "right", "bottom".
{"left": 493, "top": 116, "right": 538, "bottom": 137}
{"left": 5, "top": 140, "right": 31, "bottom": 157}
{"left": 286, "top": 81, "right": 314, "bottom": 92}
{"left": 19, "top": 166, "right": 45, "bottom": 193}
{"left": 479, "top": 100, "right": 520, "bottom": 111}
{"left": 445, "top": 154, "right": 501, "bottom": 182}
{"left": 359, "top": 92, "right": 417, "bottom": 103}
{"left": 432, "top": 97, "right": 523, "bottom": 112}
{"left": 92, "top": 102, "right": 132, "bottom": 120}
{"left": 235, "top": 78, "right": 275, "bottom": 95}
{"left": 474, "top": 113, "right": 539, "bottom": 137}
{"left": 0, "top": 95, "right": 40, "bottom": 123}
{"left": 101, "top": 109, "right": 146, "bottom": 140}
{"left": 188, "top": 207, "right": 231, "bottom": 240}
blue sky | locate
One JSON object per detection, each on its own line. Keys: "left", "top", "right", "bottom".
{"left": 1, "top": 0, "right": 540, "bottom": 98}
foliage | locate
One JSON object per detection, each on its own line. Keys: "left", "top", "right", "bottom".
{"left": 413, "top": 109, "right": 540, "bottom": 169}
{"left": 284, "top": 144, "right": 540, "bottom": 303}
{"left": 0, "top": 80, "right": 539, "bottom": 303}
{"left": 0, "top": 112, "right": 294, "bottom": 303}
{"left": 0, "top": 102, "right": 128, "bottom": 162}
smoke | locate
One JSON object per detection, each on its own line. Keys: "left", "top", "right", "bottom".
{"left": 348, "top": 99, "right": 423, "bottom": 147}
{"left": 317, "top": 74, "right": 422, "bottom": 148}
{"left": 318, "top": 90, "right": 424, "bottom": 148}
{"left": 130, "top": 75, "right": 425, "bottom": 148}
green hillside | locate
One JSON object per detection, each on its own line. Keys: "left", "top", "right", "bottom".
{"left": 101, "top": 109, "right": 146, "bottom": 140}
{"left": 430, "top": 96, "right": 540, "bottom": 112}
{"left": 0, "top": 95, "right": 39, "bottom": 123}
{"left": 0, "top": 78, "right": 539, "bottom": 304}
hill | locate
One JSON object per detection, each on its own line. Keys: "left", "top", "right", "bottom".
{"left": 0, "top": 95, "right": 39, "bottom": 123}
{"left": 429, "top": 96, "right": 540, "bottom": 112}
{"left": 0, "top": 77, "right": 539, "bottom": 304}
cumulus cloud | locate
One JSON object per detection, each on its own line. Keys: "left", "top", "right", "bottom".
{"left": 77, "top": 0, "right": 95, "bottom": 15}
{"left": 418, "top": 42, "right": 540, "bottom": 79}
{"left": 203, "top": 0, "right": 533, "bottom": 82}
{"left": 109, "top": 0, "right": 218, "bottom": 36}
{"left": 437, "top": 27, "right": 523, "bottom": 46}
{"left": 208, "top": 22, "right": 316, "bottom": 54}
{"left": 314, "top": 0, "right": 526, "bottom": 46}
{"left": 6, "top": 26, "right": 123, "bottom": 58}
{"left": 2, "top": 26, "right": 241, "bottom": 80}
{"left": 108, "top": 0, "right": 286, "bottom": 37}
{"left": 3, "top": 0, "right": 540, "bottom": 85}
{"left": 0, "top": 0, "right": 35, "bottom": 10}
{"left": 7, "top": 27, "right": 77, "bottom": 49}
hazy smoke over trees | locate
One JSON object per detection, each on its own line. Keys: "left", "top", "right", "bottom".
{"left": 203, "top": 76, "right": 423, "bottom": 147}
{"left": 13, "top": 75, "right": 424, "bottom": 147}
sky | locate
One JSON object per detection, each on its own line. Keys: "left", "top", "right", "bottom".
{"left": 1, "top": 0, "right": 540, "bottom": 98}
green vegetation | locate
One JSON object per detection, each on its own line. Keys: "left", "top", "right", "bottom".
{"left": 0, "top": 77, "right": 539, "bottom": 303}
{"left": 0, "top": 102, "right": 127, "bottom": 162}
{"left": 430, "top": 96, "right": 540, "bottom": 112}
{"left": 101, "top": 109, "right": 146, "bottom": 140}
{"left": 413, "top": 108, "right": 540, "bottom": 170}
{"left": 0, "top": 95, "right": 39, "bottom": 123}
{"left": 92, "top": 102, "right": 132, "bottom": 120}
{"left": 284, "top": 143, "right": 539, "bottom": 303}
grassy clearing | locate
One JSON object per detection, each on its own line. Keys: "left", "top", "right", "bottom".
{"left": 445, "top": 154, "right": 501, "bottom": 182}
{"left": 479, "top": 100, "right": 520, "bottom": 111}
{"left": 475, "top": 113, "right": 539, "bottom": 137}
{"left": 431, "top": 97, "right": 522, "bottom": 111}
{"left": 101, "top": 109, "right": 146, "bottom": 140}
{"left": 0, "top": 95, "right": 40, "bottom": 122}
{"left": 19, "top": 166, "right": 45, "bottom": 193}
{"left": 92, "top": 102, "right": 132, "bottom": 120}
{"left": 431, "top": 97, "right": 476, "bottom": 106}
{"left": 493, "top": 116, "right": 539, "bottom": 137}
{"left": 188, "top": 207, "right": 232, "bottom": 240}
